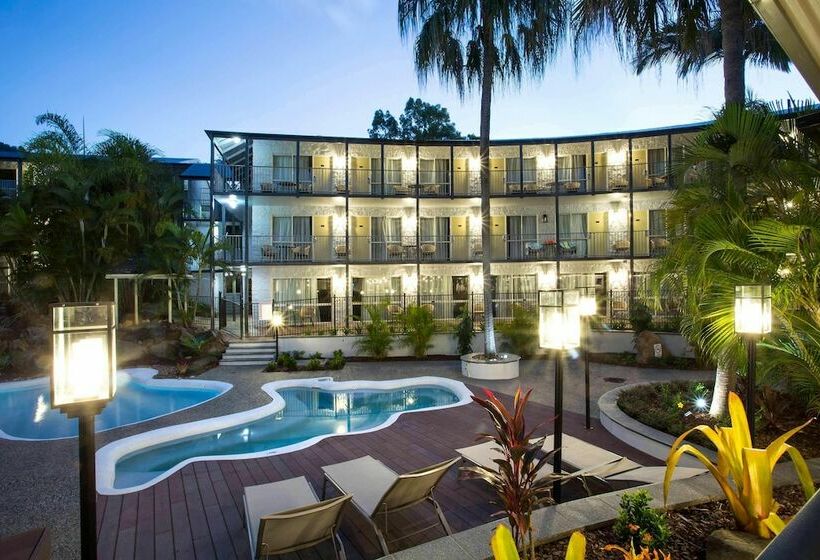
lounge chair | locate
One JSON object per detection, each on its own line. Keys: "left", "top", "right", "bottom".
{"left": 558, "top": 240, "right": 577, "bottom": 255}
{"left": 457, "top": 434, "right": 640, "bottom": 481}
{"left": 420, "top": 243, "right": 437, "bottom": 258}
{"left": 386, "top": 243, "right": 405, "bottom": 258}
{"left": 607, "top": 466, "right": 706, "bottom": 484}
{"left": 243, "top": 476, "right": 352, "bottom": 560}
{"left": 321, "top": 456, "right": 458, "bottom": 555}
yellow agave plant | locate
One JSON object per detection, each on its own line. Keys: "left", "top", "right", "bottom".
{"left": 602, "top": 544, "right": 672, "bottom": 559}
{"left": 490, "top": 525, "right": 586, "bottom": 560}
{"left": 664, "top": 391, "right": 815, "bottom": 538}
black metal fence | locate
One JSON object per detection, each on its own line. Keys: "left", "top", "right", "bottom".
{"left": 205, "top": 289, "right": 682, "bottom": 338}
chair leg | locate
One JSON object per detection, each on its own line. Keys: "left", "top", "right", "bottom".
{"left": 369, "top": 516, "right": 390, "bottom": 556}
{"left": 334, "top": 532, "right": 347, "bottom": 560}
{"left": 428, "top": 496, "right": 452, "bottom": 535}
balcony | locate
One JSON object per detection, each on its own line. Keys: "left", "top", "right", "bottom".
{"left": 633, "top": 231, "right": 670, "bottom": 257}
{"left": 557, "top": 231, "right": 632, "bottom": 259}
{"left": 632, "top": 162, "right": 672, "bottom": 190}
{"left": 592, "top": 165, "right": 630, "bottom": 192}
{"left": 556, "top": 168, "right": 591, "bottom": 194}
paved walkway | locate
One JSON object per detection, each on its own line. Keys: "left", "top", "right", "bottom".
{"left": 0, "top": 359, "right": 708, "bottom": 559}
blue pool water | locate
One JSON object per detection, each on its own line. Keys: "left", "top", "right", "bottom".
{"left": 113, "top": 385, "right": 459, "bottom": 490}
{"left": 0, "top": 372, "right": 227, "bottom": 440}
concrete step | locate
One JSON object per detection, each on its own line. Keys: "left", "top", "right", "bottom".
{"left": 227, "top": 341, "right": 277, "bottom": 349}
{"left": 218, "top": 360, "right": 270, "bottom": 367}
{"left": 224, "top": 347, "right": 277, "bottom": 355}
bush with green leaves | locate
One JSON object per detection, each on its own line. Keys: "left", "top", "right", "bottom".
{"left": 325, "top": 349, "right": 346, "bottom": 370}
{"left": 306, "top": 352, "right": 323, "bottom": 371}
{"left": 401, "top": 304, "right": 435, "bottom": 358}
{"left": 275, "top": 351, "right": 298, "bottom": 371}
{"left": 629, "top": 301, "right": 653, "bottom": 334}
{"left": 496, "top": 304, "right": 538, "bottom": 358}
{"left": 354, "top": 304, "right": 393, "bottom": 359}
{"left": 613, "top": 490, "right": 670, "bottom": 552}
{"left": 454, "top": 310, "right": 473, "bottom": 355}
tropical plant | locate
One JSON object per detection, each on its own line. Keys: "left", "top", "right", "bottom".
{"left": 497, "top": 305, "right": 539, "bottom": 358}
{"left": 664, "top": 391, "right": 815, "bottom": 538}
{"left": 572, "top": 0, "right": 791, "bottom": 105}
{"left": 491, "top": 525, "right": 586, "bottom": 560}
{"left": 400, "top": 0, "right": 569, "bottom": 358}
{"left": 613, "top": 490, "right": 670, "bottom": 552}
{"left": 176, "top": 357, "right": 190, "bottom": 377}
{"left": 461, "top": 388, "right": 559, "bottom": 559}
{"left": 401, "top": 304, "right": 435, "bottom": 358}
{"left": 629, "top": 301, "right": 653, "bottom": 334}
{"left": 354, "top": 304, "right": 393, "bottom": 359}
{"left": 653, "top": 103, "right": 820, "bottom": 416}
{"left": 325, "top": 349, "right": 346, "bottom": 370}
{"left": 602, "top": 544, "right": 672, "bottom": 560}
{"left": 454, "top": 309, "right": 474, "bottom": 355}
{"left": 306, "top": 352, "right": 323, "bottom": 371}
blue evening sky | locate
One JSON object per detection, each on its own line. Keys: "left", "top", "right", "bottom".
{"left": 1, "top": 0, "right": 815, "bottom": 160}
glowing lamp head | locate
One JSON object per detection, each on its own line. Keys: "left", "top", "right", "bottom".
{"left": 734, "top": 285, "right": 772, "bottom": 335}
{"left": 578, "top": 288, "right": 597, "bottom": 317}
{"left": 271, "top": 311, "right": 284, "bottom": 329}
{"left": 51, "top": 303, "right": 117, "bottom": 412}
{"left": 538, "top": 290, "right": 581, "bottom": 350}
{"left": 694, "top": 397, "right": 708, "bottom": 411}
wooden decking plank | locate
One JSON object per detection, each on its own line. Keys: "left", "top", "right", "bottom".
{"left": 152, "top": 479, "right": 174, "bottom": 559}
{"left": 194, "top": 462, "right": 237, "bottom": 560}
{"left": 133, "top": 488, "right": 155, "bottom": 559}
{"left": 113, "top": 492, "right": 138, "bottom": 559}
{"left": 180, "top": 466, "right": 216, "bottom": 559}
{"left": 97, "top": 493, "right": 122, "bottom": 559}
{"left": 168, "top": 470, "right": 196, "bottom": 558}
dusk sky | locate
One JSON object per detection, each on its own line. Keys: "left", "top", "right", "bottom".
{"left": 2, "top": 0, "right": 816, "bottom": 160}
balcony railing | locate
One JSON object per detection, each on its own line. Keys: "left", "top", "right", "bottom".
{"left": 219, "top": 230, "right": 670, "bottom": 264}
{"left": 0, "top": 179, "right": 18, "bottom": 198}
{"left": 632, "top": 162, "right": 671, "bottom": 190}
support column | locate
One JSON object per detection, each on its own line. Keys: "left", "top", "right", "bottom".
{"left": 113, "top": 278, "right": 119, "bottom": 326}
{"left": 415, "top": 144, "right": 421, "bottom": 306}
{"left": 133, "top": 280, "right": 139, "bottom": 325}
{"left": 345, "top": 141, "right": 350, "bottom": 332}
{"left": 209, "top": 140, "right": 216, "bottom": 330}
{"left": 167, "top": 277, "right": 173, "bottom": 323}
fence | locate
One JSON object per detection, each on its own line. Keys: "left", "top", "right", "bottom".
{"left": 214, "top": 290, "right": 681, "bottom": 338}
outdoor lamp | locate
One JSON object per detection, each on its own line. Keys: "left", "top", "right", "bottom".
{"left": 734, "top": 285, "right": 771, "bottom": 445}
{"left": 538, "top": 289, "right": 580, "bottom": 503}
{"left": 51, "top": 302, "right": 117, "bottom": 560}
{"left": 259, "top": 303, "right": 284, "bottom": 361}
{"left": 578, "top": 288, "right": 597, "bottom": 430}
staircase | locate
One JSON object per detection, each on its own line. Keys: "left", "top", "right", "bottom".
{"left": 219, "top": 340, "right": 276, "bottom": 367}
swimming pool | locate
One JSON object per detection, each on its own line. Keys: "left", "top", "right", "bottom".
{"left": 0, "top": 369, "right": 231, "bottom": 440}
{"left": 97, "top": 377, "right": 472, "bottom": 494}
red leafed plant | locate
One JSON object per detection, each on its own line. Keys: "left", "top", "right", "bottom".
{"left": 461, "top": 387, "right": 560, "bottom": 559}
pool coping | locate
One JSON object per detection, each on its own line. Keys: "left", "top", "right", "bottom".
{"left": 0, "top": 368, "right": 233, "bottom": 442}
{"left": 95, "top": 376, "right": 474, "bottom": 495}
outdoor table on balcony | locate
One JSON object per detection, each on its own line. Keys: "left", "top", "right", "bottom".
{"left": 402, "top": 244, "right": 418, "bottom": 259}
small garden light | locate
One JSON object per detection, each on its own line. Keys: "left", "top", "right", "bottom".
{"left": 51, "top": 302, "right": 117, "bottom": 560}
{"left": 734, "top": 284, "right": 772, "bottom": 444}
{"left": 538, "top": 289, "right": 580, "bottom": 503}
{"left": 259, "top": 303, "right": 284, "bottom": 361}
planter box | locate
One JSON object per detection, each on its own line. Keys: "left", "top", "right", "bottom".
{"left": 460, "top": 353, "right": 520, "bottom": 380}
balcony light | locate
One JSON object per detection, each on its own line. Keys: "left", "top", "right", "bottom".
{"left": 227, "top": 194, "right": 239, "bottom": 209}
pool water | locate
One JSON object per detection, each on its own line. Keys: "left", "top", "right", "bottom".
{"left": 0, "top": 371, "right": 228, "bottom": 440}
{"left": 113, "top": 385, "right": 459, "bottom": 490}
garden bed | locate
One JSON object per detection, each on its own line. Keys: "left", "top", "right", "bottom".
{"left": 617, "top": 381, "right": 820, "bottom": 458}
{"left": 535, "top": 485, "right": 806, "bottom": 560}
{"left": 590, "top": 352, "right": 707, "bottom": 370}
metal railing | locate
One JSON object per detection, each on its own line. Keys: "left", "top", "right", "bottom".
{"left": 0, "top": 179, "right": 18, "bottom": 198}
{"left": 235, "top": 289, "right": 681, "bottom": 337}
{"left": 632, "top": 162, "right": 672, "bottom": 190}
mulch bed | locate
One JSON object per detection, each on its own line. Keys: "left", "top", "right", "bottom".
{"left": 536, "top": 485, "right": 807, "bottom": 560}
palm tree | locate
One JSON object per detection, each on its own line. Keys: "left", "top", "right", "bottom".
{"left": 655, "top": 104, "right": 819, "bottom": 416}
{"left": 399, "top": 0, "right": 569, "bottom": 356}
{"left": 572, "top": 0, "right": 790, "bottom": 105}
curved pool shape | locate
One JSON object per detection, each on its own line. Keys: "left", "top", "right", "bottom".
{"left": 97, "top": 376, "right": 472, "bottom": 494}
{"left": 0, "top": 369, "right": 231, "bottom": 440}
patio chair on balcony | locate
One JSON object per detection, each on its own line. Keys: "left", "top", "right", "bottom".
{"left": 392, "top": 184, "right": 411, "bottom": 196}
{"left": 558, "top": 241, "right": 577, "bottom": 255}
{"left": 299, "top": 305, "right": 316, "bottom": 324}
{"left": 386, "top": 244, "right": 405, "bottom": 259}
{"left": 611, "top": 239, "right": 630, "bottom": 254}
{"left": 243, "top": 476, "right": 352, "bottom": 560}
{"left": 650, "top": 174, "right": 668, "bottom": 188}
{"left": 261, "top": 245, "right": 275, "bottom": 261}
{"left": 420, "top": 243, "right": 437, "bottom": 259}
{"left": 563, "top": 181, "right": 581, "bottom": 193}
{"left": 320, "top": 456, "right": 459, "bottom": 556}
{"left": 334, "top": 243, "right": 348, "bottom": 259}
{"left": 386, "top": 303, "right": 404, "bottom": 319}
{"left": 650, "top": 237, "right": 669, "bottom": 254}
{"left": 291, "top": 244, "right": 312, "bottom": 260}
{"left": 525, "top": 241, "right": 544, "bottom": 257}
{"left": 471, "top": 241, "right": 483, "bottom": 259}
{"left": 260, "top": 182, "right": 274, "bottom": 193}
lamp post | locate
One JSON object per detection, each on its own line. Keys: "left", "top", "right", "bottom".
{"left": 259, "top": 303, "right": 284, "bottom": 361}
{"left": 578, "top": 288, "right": 598, "bottom": 430}
{"left": 538, "top": 289, "right": 581, "bottom": 504}
{"left": 734, "top": 285, "right": 772, "bottom": 445}
{"left": 51, "top": 302, "right": 117, "bottom": 560}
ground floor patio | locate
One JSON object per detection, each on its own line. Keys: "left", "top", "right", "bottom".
{"left": 0, "top": 360, "right": 708, "bottom": 559}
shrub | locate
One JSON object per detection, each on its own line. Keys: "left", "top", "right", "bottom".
{"left": 629, "top": 301, "right": 653, "bottom": 334}
{"left": 275, "top": 351, "right": 298, "bottom": 371}
{"left": 401, "top": 304, "right": 435, "bottom": 358}
{"left": 325, "top": 349, "right": 346, "bottom": 370}
{"left": 497, "top": 304, "right": 538, "bottom": 358}
{"left": 306, "top": 352, "right": 323, "bottom": 371}
{"left": 354, "top": 304, "right": 393, "bottom": 359}
{"left": 454, "top": 310, "right": 473, "bottom": 356}
{"left": 613, "top": 490, "right": 670, "bottom": 552}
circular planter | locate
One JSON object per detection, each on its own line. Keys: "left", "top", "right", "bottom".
{"left": 460, "top": 352, "right": 520, "bottom": 380}
{"left": 598, "top": 382, "right": 716, "bottom": 469}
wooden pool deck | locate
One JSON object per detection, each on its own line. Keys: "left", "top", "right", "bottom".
{"left": 96, "top": 387, "right": 661, "bottom": 560}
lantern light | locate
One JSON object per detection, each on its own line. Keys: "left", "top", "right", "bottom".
{"left": 734, "top": 285, "right": 772, "bottom": 335}
{"left": 271, "top": 311, "right": 284, "bottom": 328}
{"left": 538, "top": 289, "right": 581, "bottom": 350}
{"left": 578, "top": 287, "right": 598, "bottom": 317}
{"left": 51, "top": 303, "right": 117, "bottom": 412}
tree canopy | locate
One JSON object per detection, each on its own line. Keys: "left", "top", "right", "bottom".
{"left": 368, "top": 98, "right": 474, "bottom": 140}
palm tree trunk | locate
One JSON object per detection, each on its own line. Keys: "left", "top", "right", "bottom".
{"left": 480, "top": 10, "right": 497, "bottom": 357}
{"left": 709, "top": 362, "right": 737, "bottom": 417}
{"left": 719, "top": 0, "right": 746, "bottom": 105}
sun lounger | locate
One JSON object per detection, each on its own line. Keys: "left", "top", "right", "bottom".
{"left": 456, "top": 434, "right": 641, "bottom": 480}
{"left": 243, "top": 476, "right": 352, "bottom": 560}
{"left": 605, "top": 466, "right": 706, "bottom": 484}
{"left": 321, "top": 456, "right": 458, "bottom": 555}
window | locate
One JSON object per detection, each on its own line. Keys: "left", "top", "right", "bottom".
{"left": 505, "top": 157, "right": 521, "bottom": 185}
{"left": 272, "top": 278, "right": 313, "bottom": 302}
{"left": 385, "top": 159, "right": 402, "bottom": 185}
{"left": 648, "top": 148, "right": 667, "bottom": 176}
{"left": 522, "top": 157, "right": 536, "bottom": 183}
{"left": 272, "top": 155, "right": 312, "bottom": 183}
{"left": 649, "top": 210, "right": 667, "bottom": 236}
{"left": 272, "top": 216, "right": 312, "bottom": 241}
{"left": 419, "top": 158, "right": 450, "bottom": 185}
